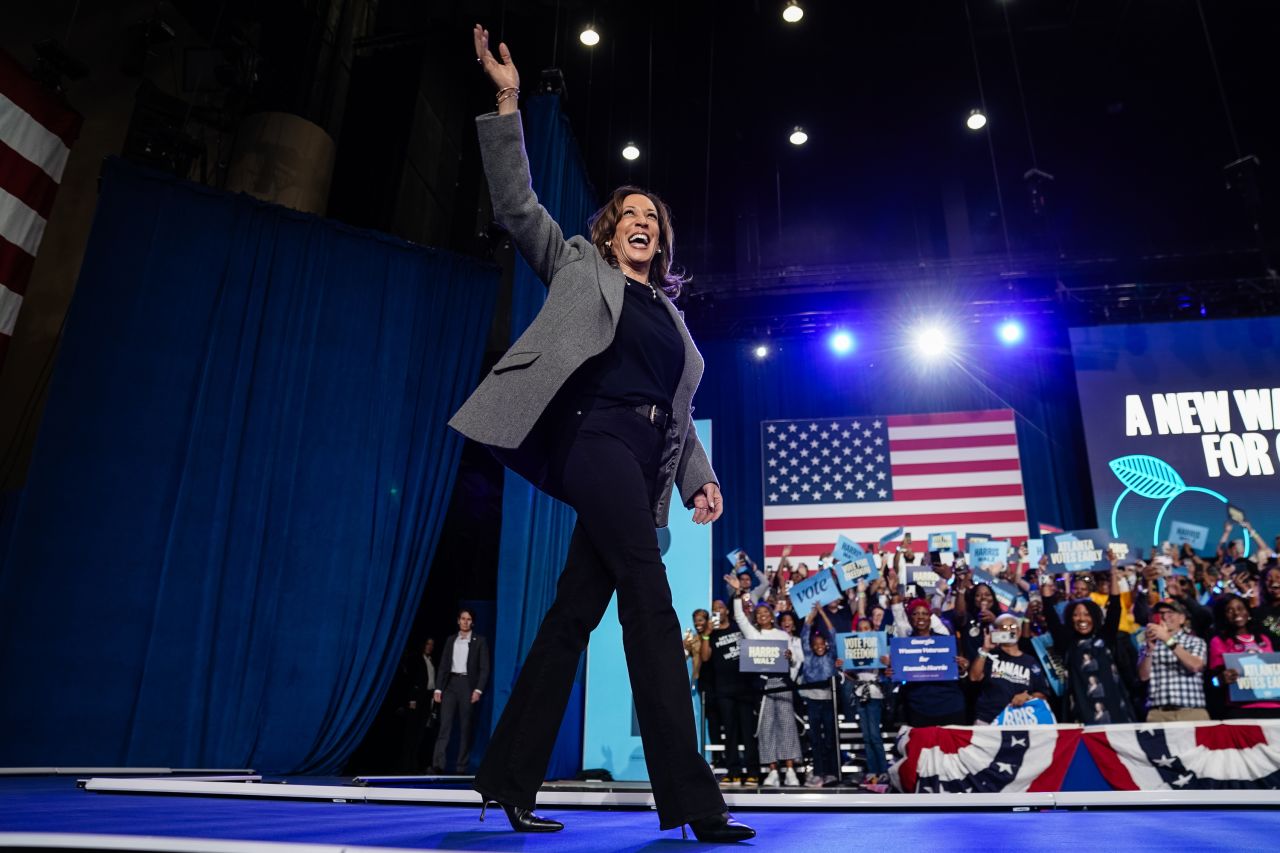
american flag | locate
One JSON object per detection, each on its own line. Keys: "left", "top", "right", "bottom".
{"left": 0, "top": 48, "right": 81, "bottom": 365}
{"left": 761, "top": 409, "right": 1030, "bottom": 566}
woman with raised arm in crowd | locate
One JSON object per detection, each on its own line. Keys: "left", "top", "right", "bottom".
{"left": 452, "top": 26, "right": 752, "bottom": 842}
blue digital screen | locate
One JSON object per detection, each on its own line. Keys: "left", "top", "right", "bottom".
{"left": 1069, "top": 318, "right": 1280, "bottom": 555}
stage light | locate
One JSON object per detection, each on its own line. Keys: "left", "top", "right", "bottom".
{"left": 966, "top": 109, "right": 987, "bottom": 131}
{"left": 783, "top": 1, "right": 804, "bottom": 23}
{"left": 997, "top": 320, "right": 1025, "bottom": 345}
{"left": 622, "top": 142, "right": 640, "bottom": 161}
{"left": 913, "top": 325, "right": 950, "bottom": 360}
{"left": 789, "top": 126, "right": 808, "bottom": 146}
{"left": 753, "top": 344, "right": 771, "bottom": 360}
{"left": 829, "top": 330, "right": 854, "bottom": 355}
{"left": 579, "top": 26, "right": 600, "bottom": 46}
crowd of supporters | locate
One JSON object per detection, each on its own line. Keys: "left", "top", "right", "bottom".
{"left": 682, "top": 519, "right": 1280, "bottom": 788}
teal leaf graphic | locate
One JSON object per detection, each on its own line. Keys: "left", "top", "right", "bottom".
{"left": 1108, "top": 455, "right": 1185, "bottom": 499}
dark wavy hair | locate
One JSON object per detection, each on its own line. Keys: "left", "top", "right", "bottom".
{"left": 587, "top": 185, "right": 688, "bottom": 298}
{"left": 1212, "top": 592, "right": 1258, "bottom": 639}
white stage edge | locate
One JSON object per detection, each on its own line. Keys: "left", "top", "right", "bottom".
{"left": 79, "top": 776, "right": 1280, "bottom": 810}
{"left": 0, "top": 833, "right": 429, "bottom": 853}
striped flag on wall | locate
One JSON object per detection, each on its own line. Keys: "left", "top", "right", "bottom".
{"left": 0, "top": 48, "right": 81, "bottom": 365}
{"left": 761, "top": 409, "right": 1030, "bottom": 567}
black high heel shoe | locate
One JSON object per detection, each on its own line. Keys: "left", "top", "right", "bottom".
{"left": 479, "top": 798, "right": 564, "bottom": 833}
{"left": 684, "top": 812, "right": 756, "bottom": 842}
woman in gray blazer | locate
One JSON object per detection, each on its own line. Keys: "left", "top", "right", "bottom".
{"left": 454, "top": 26, "right": 753, "bottom": 843}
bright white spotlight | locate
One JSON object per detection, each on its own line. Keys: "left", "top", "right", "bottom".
{"left": 753, "top": 344, "right": 771, "bottom": 360}
{"left": 579, "top": 26, "right": 600, "bottom": 46}
{"left": 913, "top": 325, "right": 950, "bottom": 360}
{"left": 966, "top": 109, "right": 987, "bottom": 131}
{"left": 783, "top": 0, "right": 804, "bottom": 23}
{"left": 998, "top": 320, "right": 1025, "bottom": 345}
{"left": 829, "top": 330, "right": 854, "bottom": 355}
{"left": 789, "top": 126, "right": 808, "bottom": 146}
{"left": 621, "top": 142, "right": 640, "bottom": 161}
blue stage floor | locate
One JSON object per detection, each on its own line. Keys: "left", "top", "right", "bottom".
{"left": 0, "top": 776, "right": 1274, "bottom": 851}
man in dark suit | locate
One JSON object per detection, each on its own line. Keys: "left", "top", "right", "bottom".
{"left": 431, "top": 609, "right": 490, "bottom": 774}
{"left": 398, "top": 637, "right": 437, "bottom": 773}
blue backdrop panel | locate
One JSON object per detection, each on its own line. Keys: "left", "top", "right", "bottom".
{"left": 0, "top": 158, "right": 497, "bottom": 772}
{"left": 490, "top": 95, "right": 597, "bottom": 779}
{"left": 582, "top": 422, "right": 712, "bottom": 781}
{"left": 691, "top": 325, "right": 1095, "bottom": 596}
{"left": 1070, "top": 317, "right": 1280, "bottom": 551}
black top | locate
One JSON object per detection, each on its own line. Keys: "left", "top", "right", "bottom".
{"left": 571, "top": 276, "right": 685, "bottom": 412}
{"left": 706, "top": 626, "right": 753, "bottom": 695}
{"left": 973, "top": 647, "right": 1050, "bottom": 723}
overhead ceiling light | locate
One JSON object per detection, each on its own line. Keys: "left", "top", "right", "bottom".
{"left": 753, "top": 344, "right": 771, "bottom": 360}
{"left": 912, "top": 324, "right": 951, "bottom": 360}
{"left": 789, "top": 126, "right": 808, "bottom": 146}
{"left": 966, "top": 108, "right": 987, "bottom": 131}
{"left": 579, "top": 26, "right": 600, "bottom": 46}
{"left": 997, "top": 319, "right": 1025, "bottom": 345}
{"left": 829, "top": 330, "right": 855, "bottom": 355}
{"left": 621, "top": 142, "right": 640, "bottom": 161}
{"left": 783, "top": 1, "right": 804, "bottom": 23}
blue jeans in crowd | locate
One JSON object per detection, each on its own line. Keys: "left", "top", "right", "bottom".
{"left": 839, "top": 676, "right": 888, "bottom": 777}
{"left": 804, "top": 697, "right": 838, "bottom": 779}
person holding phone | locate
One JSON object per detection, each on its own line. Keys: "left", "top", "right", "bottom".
{"left": 459, "top": 26, "right": 751, "bottom": 841}
{"left": 701, "top": 598, "right": 760, "bottom": 787}
{"left": 1137, "top": 600, "right": 1207, "bottom": 722}
{"left": 969, "top": 614, "right": 1050, "bottom": 724}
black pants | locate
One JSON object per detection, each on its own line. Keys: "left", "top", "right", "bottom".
{"left": 713, "top": 690, "right": 760, "bottom": 777}
{"left": 474, "top": 407, "right": 725, "bottom": 829}
{"left": 434, "top": 678, "right": 476, "bottom": 772}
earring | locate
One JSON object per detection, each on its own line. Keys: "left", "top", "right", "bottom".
{"left": 605, "top": 240, "right": 611, "bottom": 247}
{"left": 656, "top": 247, "right": 663, "bottom": 253}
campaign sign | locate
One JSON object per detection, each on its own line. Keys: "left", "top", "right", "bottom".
{"left": 880, "top": 526, "right": 905, "bottom": 546}
{"left": 904, "top": 565, "right": 942, "bottom": 589}
{"left": 1171, "top": 564, "right": 1192, "bottom": 578}
{"left": 1026, "top": 538, "right": 1045, "bottom": 566}
{"left": 835, "top": 631, "right": 886, "bottom": 670}
{"left": 1030, "top": 634, "right": 1066, "bottom": 696}
{"left": 928, "top": 531, "right": 958, "bottom": 552}
{"left": 833, "top": 534, "right": 866, "bottom": 564}
{"left": 1106, "top": 538, "right": 1140, "bottom": 566}
{"left": 1225, "top": 653, "right": 1280, "bottom": 702}
{"left": 995, "top": 697, "right": 1057, "bottom": 726}
{"left": 1169, "top": 521, "right": 1210, "bottom": 551}
{"left": 739, "top": 639, "right": 790, "bottom": 673}
{"left": 789, "top": 569, "right": 842, "bottom": 613}
{"left": 971, "top": 540, "right": 1009, "bottom": 570}
{"left": 964, "top": 532, "right": 992, "bottom": 551}
{"left": 726, "top": 548, "right": 747, "bottom": 567}
{"left": 836, "top": 556, "right": 878, "bottom": 590}
{"left": 971, "top": 569, "right": 1025, "bottom": 613}
{"left": 1046, "top": 528, "right": 1113, "bottom": 573}
{"left": 890, "top": 635, "right": 958, "bottom": 682}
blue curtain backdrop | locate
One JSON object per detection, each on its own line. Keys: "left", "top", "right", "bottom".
{"left": 490, "top": 96, "right": 596, "bottom": 779}
{"left": 691, "top": 324, "right": 1096, "bottom": 592}
{"left": 0, "top": 158, "right": 497, "bottom": 772}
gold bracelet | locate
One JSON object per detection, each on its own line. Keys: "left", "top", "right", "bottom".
{"left": 496, "top": 86, "right": 519, "bottom": 105}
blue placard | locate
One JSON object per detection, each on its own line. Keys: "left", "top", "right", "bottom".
{"left": 994, "top": 697, "right": 1057, "bottom": 726}
{"left": 1026, "top": 538, "right": 1044, "bottom": 566}
{"left": 835, "top": 631, "right": 886, "bottom": 670}
{"left": 835, "top": 556, "right": 878, "bottom": 590}
{"left": 880, "top": 526, "right": 905, "bottom": 546}
{"left": 1225, "top": 652, "right": 1280, "bottom": 702}
{"left": 833, "top": 534, "right": 866, "bottom": 564}
{"left": 739, "top": 639, "right": 790, "bottom": 673}
{"left": 928, "top": 531, "right": 958, "bottom": 552}
{"left": 890, "top": 635, "right": 958, "bottom": 682}
{"left": 1169, "top": 520, "right": 1209, "bottom": 551}
{"left": 971, "top": 540, "right": 1009, "bottom": 570}
{"left": 789, "top": 569, "right": 842, "bottom": 613}
{"left": 971, "top": 568, "right": 1025, "bottom": 613}
{"left": 1046, "top": 528, "right": 1112, "bottom": 573}
{"left": 904, "top": 565, "right": 942, "bottom": 590}
{"left": 1171, "top": 564, "right": 1191, "bottom": 578}
{"left": 964, "top": 532, "right": 992, "bottom": 550}
{"left": 726, "top": 548, "right": 747, "bottom": 566}
{"left": 1030, "top": 634, "right": 1065, "bottom": 696}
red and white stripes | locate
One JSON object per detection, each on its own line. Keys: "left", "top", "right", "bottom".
{"left": 0, "top": 48, "right": 81, "bottom": 363}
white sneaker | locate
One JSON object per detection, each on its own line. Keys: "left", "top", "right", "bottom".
{"left": 804, "top": 773, "right": 825, "bottom": 788}
{"left": 783, "top": 767, "right": 800, "bottom": 786}
{"left": 762, "top": 769, "right": 780, "bottom": 787}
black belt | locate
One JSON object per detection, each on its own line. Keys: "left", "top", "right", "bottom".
{"left": 628, "top": 403, "right": 672, "bottom": 431}
{"left": 1153, "top": 704, "right": 1196, "bottom": 712}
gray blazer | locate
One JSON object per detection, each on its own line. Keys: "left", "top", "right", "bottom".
{"left": 448, "top": 111, "right": 717, "bottom": 528}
